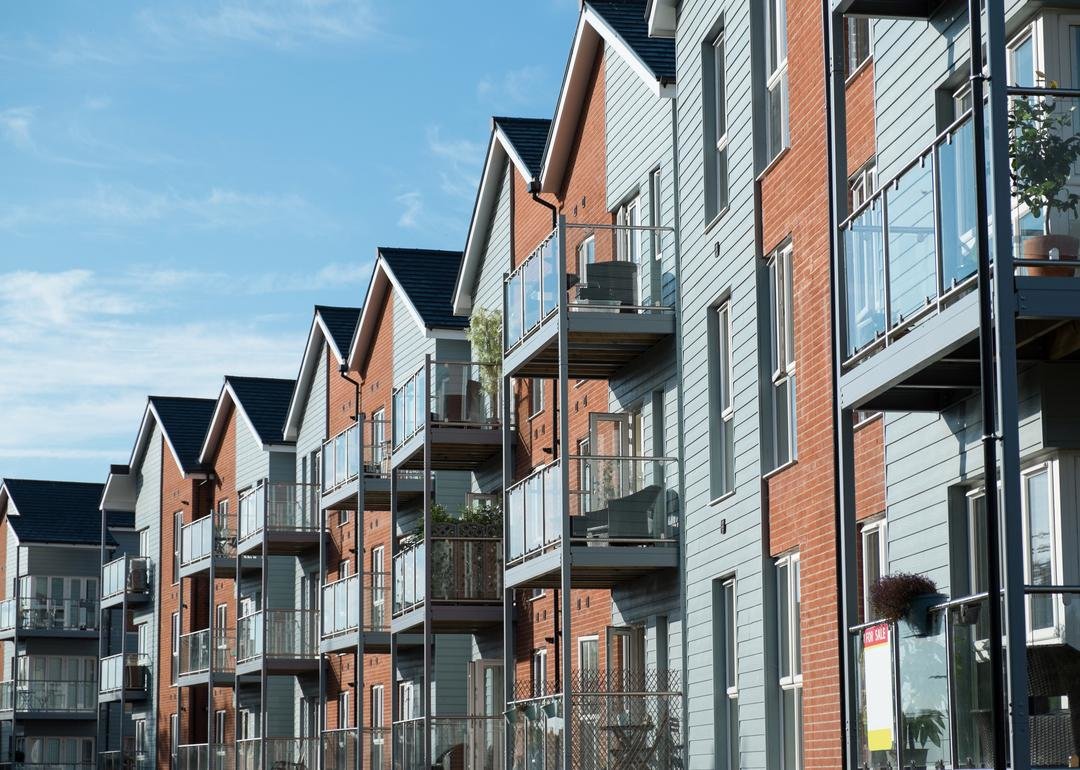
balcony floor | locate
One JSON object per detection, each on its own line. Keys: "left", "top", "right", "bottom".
{"left": 98, "top": 687, "right": 147, "bottom": 704}
{"left": 236, "top": 530, "right": 323, "bottom": 557}
{"left": 179, "top": 556, "right": 236, "bottom": 580}
{"left": 176, "top": 670, "right": 235, "bottom": 689}
{"left": 504, "top": 544, "right": 679, "bottom": 590}
{"left": 235, "top": 657, "right": 319, "bottom": 678}
{"left": 100, "top": 592, "right": 151, "bottom": 611}
{"left": 505, "top": 311, "right": 675, "bottom": 380}
{"left": 321, "top": 475, "right": 424, "bottom": 512}
{"left": 320, "top": 629, "right": 395, "bottom": 655}
{"left": 391, "top": 426, "right": 503, "bottom": 472}
{"left": 391, "top": 603, "right": 503, "bottom": 635}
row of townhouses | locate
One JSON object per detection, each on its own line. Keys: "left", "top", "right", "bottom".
{"left": 1, "top": 0, "right": 1077, "bottom": 767}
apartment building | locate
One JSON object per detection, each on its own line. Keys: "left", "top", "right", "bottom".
{"left": 0, "top": 479, "right": 106, "bottom": 769}
{"left": 826, "top": 1, "right": 1080, "bottom": 769}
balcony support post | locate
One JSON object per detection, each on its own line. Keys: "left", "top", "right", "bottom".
{"left": 355, "top": 412, "right": 365, "bottom": 770}
{"left": 501, "top": 346, "right": 514, "bottom": 768}
{"left": 823, "top": 5, "right": 860, "bottom": 770}
{"left": 422, "top": 353, "right": 434, "bottom": 769}
{"left": 556, "top": 214, "right": 573, "bottom": 770}
{"left": 97, "top": 508, "right": 107, "bottom": 762}
{"left": 208, "top": 551, "right": 216, "bottom": 763}
{"left": 260, "top": 519, "right": 269, "bottom": 770}
{"left": 390, "top": 469, "right": 400, "bottom": 770}
{"left": 318, "top": 462, "right": 327, "bottom": 770}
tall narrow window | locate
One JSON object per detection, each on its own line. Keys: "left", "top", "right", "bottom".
{"left": 371, "top": 683, "right": 385, "bottom": 767}
{"left": 860, "top": 519, "right": 887, "bottom": 621}
{"left": 339, "top": 690, "right": 351, "bottom": 729}
{"left": 171, "top": 612, "right": 179, "bottom": 684}
{"left": 616, "top": 196, "right": 642, "bottom": 267}
{"left": 532, "top": 649, "right": 548, "bottom": 698}
{"left": 768, "top": 244, "right": 796, "bottom": 469}
{"left": 648, "top": 167, "right": 664, "bottom": 261}
{"left": 777, "top": 553, "right": 802, "bottom": 770}
{"left": 710, "top": 300, "right": 735, "bottom": 497}
{"left": 706, "top": 29, "right": 729, "bottom": 218}
{"left": 172, "top": 511, "right": 183, "bottom": 584}
{"left": 844, "top": 17, "right": 871, "bottom": 77}
{"left": 170, "top": 712, "right": 179, "bottom": 770}
{"left": 529, "top": 379, "right": 545, "bottom": 417}
{"left": 714, "top": 577, "right": 739, "bottom": 769}
{"left": 577, "top": 235, "right": 596, "bottom": 278}
{"left": 765, "top": 0, "right": 789, "bottom": 161}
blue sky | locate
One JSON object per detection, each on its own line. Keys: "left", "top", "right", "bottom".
{"left": 0, "top": 0, "right": 577, "bottom": 483}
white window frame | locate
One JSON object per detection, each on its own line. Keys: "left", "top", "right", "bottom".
{"left": 844, "top": 16, "right": 872, "bottom": 78}
{"left": 718, "top": 576, "right": 738, "bottom": 770}
{"left": 171, "top": 612, "right": 180, "bottom": 684}
{"left": 764, "top": 0, "right": 789, "bottom": 161}
{"left": 532, "top": 648, "right": 548, "bottom": 698}
{"left": 849, "top": 160, "right": 876, "bottom": 211}
{"left": 339, "top": 689, "right": 351, "bottom": 729}
{"left": 215, "top": 710, "right": 226, "bottom": 744}
{"left": 172, "top": 511, "right": 183, "bottom": 584}
{"left": 860, "top": 518, "right": 888, "bottom": 621}
{"left": 577, "top": 235, "right": 596, "bottom": 279}
{"left": 710, "top": 29, "right": 729, "bottom": 217}
{"left": 768, "top": 243, "right": 797, "bottom": 469}
{"left": 648, "top": 166, "right": 664, "bottom": 260}
{"left": 777, "top": 552, "right": 802, "bottom": 770}
{"left": 338, "top": 560, "right": 350, "bottom": 579}
{"left": 616, "top": 195, "right": 643, "bottom": 266}
{"left": 339, "top": 508, "right": 349, "bottom": 526}
{"left": 529, "top": 378, "right": 545, "bottom": 418}
{"left": 712, "top": 300, "right": 735, "bottom": 498}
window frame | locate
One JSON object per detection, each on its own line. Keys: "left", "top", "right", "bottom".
{"left": 764, "top": 0, "right": 790, "bottom": 160}
{"left": 648, "top": 166, "right": 664, "bottom": 261}
{"left": 860, "top": 518, "right": 887, "bottom": 621}
{"left": 715, "top": 576, "right": 739, "bottom": 770}
{"left": 711, "top": 298, "right": 736, "bottom": 499}
{"left": 616, "top": 195, "right": 643, "bottom": 267}
{"left": 532, "top": 648, "right": 548, "bottom": 698}
{"left": 529, "top": 378, "right": 545, "bottom": 419}
{"left": 844, "top": 16, "right": 872, "bottom": 79}
{"left": 776, "top": 552, "right": 803, "bottom": 770}
{"left": 767, "top": 243, "right": 797, "bottom": 470}
{"left": 706, "top": 28, "right": 730, "bottom": 219}
{"left": 172, "top": 511, "right": 183, "bottom": 585}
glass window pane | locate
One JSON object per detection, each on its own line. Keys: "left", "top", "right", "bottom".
{"left": 1025, "top": 469, "right": 1054, "bottom": 632}
{"left": 778, "top": 562, "right": 790, "bottom": 679}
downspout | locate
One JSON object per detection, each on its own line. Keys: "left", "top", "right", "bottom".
{"left": 339, "top": 365, "right": 361, "bottom": 419}
{"left": 528, "top": 181, "right": 558, "bottom": 231}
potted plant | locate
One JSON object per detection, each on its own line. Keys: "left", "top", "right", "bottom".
{"left": 903, "top": 710, "right": 946, "bottom": 769}
{"left": 869, "top": 573, "right": 944, "bottom": 636}
{"left": 1008, "top": 84, "right": 1080, "bottom": 276}
{"left": 466, "top": 307, "right": 502, "bottom": 415}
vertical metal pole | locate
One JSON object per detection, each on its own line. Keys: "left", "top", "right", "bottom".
{"left": 555, "top": 215, "right": 574, "bottom": 770}
{"left": 422, "top": 354, "right": 434, "bottom": 769}
{"left": 500, "top": 348, "right": 514, "bottom": 770}
{"left": 356, "top": 414, "right": 366, "bottom": 770}
{"left": 318, "top": 460, "right": 327, "bottom": 770}
{"left": 822, "top": 5, "right": 859, "bottom": 769}
{"left": 97, "top": 511, "right": 107, "bottom": 760}
{"left": 209, "top": 547, "right": 216, "bottom": 761}
{"left": 390, "top": 469, "right": 400, "bottom": 770}
{"left": 260, "top": 514, "right": 269, "bottom": 770}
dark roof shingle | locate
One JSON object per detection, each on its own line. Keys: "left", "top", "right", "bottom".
{"left": 226, "top": 376, "right": 297, "bottom": 446}
{"left": 2, "top": 479, "right": 105, "bottom": 546}
{"left": 149, "top": 396, "right": 216, "bottom": 474}
{"left": 493, "top": 117, "right": 551, "bottom": 180}
{"left": 588, "top": 0, "right": 677, "bottom": 82}
{"left": 380, "top": 248, "right": 468, "bottom": 330}
{"left": 315, "top": 305, "right": 361, "bottom": 358}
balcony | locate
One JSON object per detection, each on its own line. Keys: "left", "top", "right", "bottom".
{"left": 394, "top": 716, "right": 503, "bottom": 770}
{"left": 236, "top": 481, "right": 321, "bottom": 556}
{"left": 505, "top": 455, "right": 679, "bottom": 589}
{"left": 851, "top": 588, "right": 1080, "bottom": 770}
{"left": 391, "top": 360, "right": 502, "bottom": 472}
{"left": 321, "top": 419, "right": 424, "bottom": 511}
{"left": 98, "top": 653, "right": 149, "bottom": 702}
{"left": 100, "top": 749, "right": 152, "bottom": 770}
{"left": 506, "top": 669, "right": 682, "bottom": 770}
{"left": 177, "top": 628, "right": 235, "bottom": 687}
{"left": 176, "top": 743, "right": 233, "bottom": 770}
{"left": 180, "top": 515, "right": 236, "bottom": 579}
{"left": 236, "top": 738, "right": 316, "bottom": 770}
{"left": 321, "top": 572, "right": 390, "bottom": 653}
{"left": 0, "top": 678, "right": 97, "bottom": 718}
{"left": 236, "top": 609, "right": 318, "bottom": 676}
{"left": 0, "top": 596, "right": 99, "bottom": 640}
{"left": 392, "top": 522, "right": 503, "bottom": 634}
{"left": 100, "top": 555, "right": 152, "bottom": 609}
{"left": 502, "top": 221, "right": 676, "bottom": 380}
{"left": 322, "top": 728, "right": 388, "bottom": 770}
{"left": 839, "top": 96, "right": 1080, "bottom": 412}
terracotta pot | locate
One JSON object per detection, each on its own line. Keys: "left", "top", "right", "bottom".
{"left": 1022, "top": 234, "right": 1080, "bottom": 277}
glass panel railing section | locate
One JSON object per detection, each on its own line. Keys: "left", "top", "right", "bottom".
{"left": 237, "top": 610, "right": 319, "bottom": 662}
{"left": 504, "top": 228, "right": 558, "bottom": 351}
{"left": 938, "top": 117, "right": 978, "bottom": 288}
{"left": 239, "top": 482, "right": 320, "bottom": 539}
{"left": 394, "top": 718, "right": 425, "bottom": 770}
{"left": 844, "top": 200, "right": 886, "bottom": 358}
{"left": 431, "top": 717, "right": 504, "bottom": 770}
{"left": 236, "top": 738, "right": 315, "bottom": 770}
{"left": 507, "top": 462, "right": 561, "bottom": 566}
{"left": 392, "top": 367, "right": 427, "bottom": 448}
{"left": 0, "top": 599, "right": 13, "bottom": 633}
{"left": 429, "top": 525, "right": 503, "bottom": 604}
{"left": 393, "top": 542, "right": 426, "bottom": 616}
{"left": 100, "top": 653, "right": 148, "bottom": 693}
{"left": 430, "top": 361, "right": 500, "bottom": 426}
{"left": 181, "top": 516, "right": 235, "bottom": 566}
{"left": 321, "top": 572, "right": 390, "bottom": 638}
{"left": 12, "top": 597, "right": 98, "bottom": 632}
{"left": 507, "top": 696, "right": 563, "bottom": 770}
{"left": 897, "top": 610, "right": 950, "bottom": 769}
{"left": 322, "top": 423, "right": 359, "bottom": 494}
{"left": 322, "top": 728, "right": 388, "bottom": 770}
{"left": 886, "top": 155, "right": 937, "bottom": 326}
{"left": 177, "top": 743, "right": 233, "bottom": 770}
{"left": 568, "top": 456, "right": 678, "bottom": 546}
{"left": 178, "top": 628, "right": 235, "bottom": 676}
{"left": 12, "top": 680, "right": 97, "bottom": 712}
{"left": 235, "top": 740, "right": 258, "bottom": 770}
{"left": 0, "top": 680, "right": 11, "bottom": 710}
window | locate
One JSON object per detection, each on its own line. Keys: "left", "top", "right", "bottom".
{"left": 338, "top": 560, "right": 350, "bottom": 579}
{"left": 371, "top": 407, "right": 387, "bottom": 469}
{"left": 861, "top": 519, "right": 887, "bottom": 621}
{"left": 765, "top": 0, "right": 789, "bottom": 161}
{"left": 844, "top": 17, "right": 871, "bottom": 77}
{"left": 532, "top": 648, "right": 548, "bottom": 698}
{"left": 339, "top": 690, "right": 351, "bottom": 729}
{"left": 616, "top": 196, "right": 643, "bottom": 266}
{"left": 339, "top": 508, "right": 349, "bottom": 526}
{"left": 138, "top": 528, "right": 150, "bottom": 558}
{"left": 529, "top": 379, "right": 544, "bottom": 417}
{"left": 577, "top": 235, "right": 596, "bottom": 278}
{"left": 171, "top": 612, "right": 179, "bottom": 684}
{"left": 711, "top": 299, "right": 735, "bottom": 497}
{"left": 171, "top": 713, "right": 179, "bottom": 769}
{"left": 399, "top": 681, "right": 419, "bottom": 720}
{"left": 135, "top": 719, "right": 147, "bottom": 755}
{"left": 172, "top": 511, "right": 183, "bottom": 583}
{"left": 706, "top": 28, "right": 729, "bottom": 218}
{"left": 215, "top": 711, "right": 226, "bottom": 744}
{"left": 767, "top": 244, "right": 796, "bottom": 469}
{"left": 648, "top": 167, "right": 664, "bottom": 260}
{"left": 777, "top": 553, "right": 802, "bottom": 770}
{"left": 849, "top": 160, "right": 876, "bottom": 211}
{"left": 714, "top": 577, "right": 738, "bottom": 770}
{"left": 371, "top": 684, "right": 385, "bottom": 765}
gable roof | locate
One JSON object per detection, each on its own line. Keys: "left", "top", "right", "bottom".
{"left": 454, "top": 117, "right": 552, "bottom": 315}
{"left": 0, "top": 479, "right": 107, "bottom": 546}
{"left": 200, "top": 376, "right": 296, "bottom": 463}
{"left": 283, "top": 305, "right": 361, "bottom": 442}
{"left": 129, "top": 396, "right": 216, "bottom": 476}
{"left": 540, "top": 0, "right": 676, "bottom": 194}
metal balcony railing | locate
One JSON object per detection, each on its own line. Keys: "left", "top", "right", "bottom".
{"left": 322, "top": 728, "right": 388, "bottom": 770}
{"left": 321, "top": 572, "right": 389, "bottom": 638}
{"left": 100, "top": 749, "right": 152, "bottom": 770}
{"left": 177, "top": 628, "right": 235, "bottom": 677}
{"left": 506, "top": 455, "right": 679, "bottom": 565}
{"left": 238, "top": 481, "right": 320, "bottom": 540}
{"left": 101, "top": 555, "right": 152, "bottom": 600}
{"left": 0, "top": 678, "right": 97, "bottom": 713}
{"left": 850, "top": 586, "right": 1080, "bottom": 769}
{"left": 237, "top": 609, "right": 318, "bottom": 662}
{"left": 236, "top": 738, "right": 317, "bottom": 770}
{"left": 0, "top": 596, "right": 98, "bottom": 633}
{"left": 175, "top": 743, "right": 233, "bottom": 770}
{"left": 321, "top": 419, "right": 394, "bottom": 495}
{"left": 394, "top": 717, "right": 503, "bottom": 770}
{"left": 392, "top": 361, "right": 500, "bottom": 449}
{"left": 393, "top": 524, "right": 502, "bottom": 616}
{"left": 99, "top": 653, "right": 148, "bottom": 693}
{"left": 180, "top": 515, "right": 235, "bottom": 566}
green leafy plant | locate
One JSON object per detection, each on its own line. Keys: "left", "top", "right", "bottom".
{"left": 1009, "top": 81, "right": 1080, "bottom": 234}
{"left": 402, "top": 501, "right": 502, "bottom": 546}
{"left": 466, "top": 307, "right": 503, "bottom": 407}
{"left": 905, "top": 710, "right": 946, "bottom": 751}
{"left": 869, "top": 573, "right": 938, "bottom": 624}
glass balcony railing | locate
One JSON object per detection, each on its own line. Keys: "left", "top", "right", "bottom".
{"left": 507, "top": 669, "right": 682, "bottom": 770}
{"left": 321, "top": 419, "right": 394, "bottom": 495}
{"left": 237, "top": 481, "right": 320, "bottom": 540}
{"left": 322, "top": 728, "right": 389, "bottom": 770}
{"left": 177, "top": 628, "right": 235, "bottom": 677}
{"left": 503, "top": 222, "right": 675, "bottom": 353}
{"left": 176, "top": 743, "right": 233, "bottom": 770}
{"left": 0, "top": 596, "right": 99, "bottom": 633}
{"left": 322, "top": 572, "right": 389, "bottom": 638}
{"left": 236, "top": 738, "right": 317, "bottom": 770}
{"left": 0, "top": 679, "right": 97, "bottom": 713}
{"left": 392, "top": 361, "right": 500, "bottom": 449}
{"left": 394, "top": 717, "right": 504, "bottom": 770}
{"left": 394, "top": 718, "right": 426, "bottom": 770}
{"left": 102, "top": 555, "right": 152, "bottom": 600}
{"left": 101, "top": 748, "right": 152, "bottom": 770}
{"left": 393, "top": 526, "right": 502, "bottom": 616}
{"left": 237, "top": 609, "right": 318, "bottom": 662}
{"left": 180, "top": 515, "right": 235, "bottom": 566}
{"left": 507, "top": 456, "right": 679, "bottom": 565}
{"left": 852, "top": 587, "right": 1080, "bottom": 769}
{"left": 99, "top": 653, "right": 148, "bottom": 693}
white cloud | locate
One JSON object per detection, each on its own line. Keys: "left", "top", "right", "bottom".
{"left": 426, "top": 126, "right": 483, "bottom": 200}
{"left": 477, "top": 65, "right": 546, "bottom": 105}
{"left": 0, "top": 107, "right": 35, "bottom": 151}
{"left": 83, "top": 95, "right": 111, "bottom": 111}
{"left": 395, "top": 191, "right": 422, "bottom": 228}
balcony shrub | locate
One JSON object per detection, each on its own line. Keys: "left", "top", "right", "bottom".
{"left": 466, "top": 307, "right": 502, "bottom": 407}
{"left": 869, "top": 572, "right": 941, "bottom": 634}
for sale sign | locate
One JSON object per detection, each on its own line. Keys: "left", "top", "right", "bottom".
{"left": 863, "top": 623, "right": 894, "bottom": 752}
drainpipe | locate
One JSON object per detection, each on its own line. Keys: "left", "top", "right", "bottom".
{"left": 339, "top": 365, "right": 361, "bottom": 419}
{"left": 528, "top": 181, "right": 558, "bottom": 231}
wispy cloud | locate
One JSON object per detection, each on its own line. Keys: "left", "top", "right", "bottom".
{"left": 477, "top": 65, "right": 547, "bottom": 106}
{"left": 395, "top": 191, "right": 422, "bottom": 228}
{"left": 426, "top": 126, "right": 483, "bottom": 200}
{"left": 82, "top": 95, "right": 111, "bottom": 111}
{"left": 0, "top": 107, "right": 35, "bottom": 150}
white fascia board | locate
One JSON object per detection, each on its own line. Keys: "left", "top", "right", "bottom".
{"left": 540, "top": 12, "right": 594, "bottom": 194}
{"left": 455, "top": 132, "right": 505, "bottom": 317}
{"left": 283, "top": 317, "right": 327, "bottom": 442}
{"left": 583, "top": 5, "right": 675, "bottom": 100}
